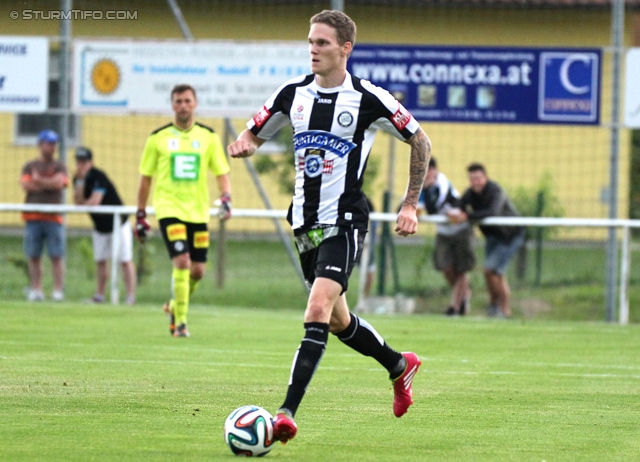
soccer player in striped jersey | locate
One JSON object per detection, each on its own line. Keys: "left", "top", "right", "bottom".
{"left": 136, "top": 84, "right": 232, "bottom": 338}
{"left": 228, "top": 10, "right": 431, "bottom": 443}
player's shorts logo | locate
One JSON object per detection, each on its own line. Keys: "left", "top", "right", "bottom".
{"left": 337, "top": 111, "right": 353, "bottom": 127}
{"left": 193, "top": 231, "right": 209, "bottom": 249}
{"left": 166, "top": 223, "right": 187, "bottom": 241}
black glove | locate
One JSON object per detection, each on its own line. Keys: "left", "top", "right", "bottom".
{"left": 219, "top": 193, "right": 232, "bottom": 220}
{"left": 134, "top": 209, "right": 151, "bottom": 241}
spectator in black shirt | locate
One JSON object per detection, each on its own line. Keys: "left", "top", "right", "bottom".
{"left": 447, "top": 163, "right": 525, "bottom": 318}
{"left": 73, "top": 147, "right": 136, "bottom": 304}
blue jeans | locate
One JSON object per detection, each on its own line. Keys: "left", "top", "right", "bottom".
{"left": 484, "top": 230, "right": 525, "bottom": 276}
{"left": 24, "top": 220, "right": 66, "bottom": 259}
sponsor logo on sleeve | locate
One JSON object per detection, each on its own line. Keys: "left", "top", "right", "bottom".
{"left": 253, "top": 106, "right": 271, "bottom": 128}
{"left": 391, "top": 103, "right": 411, "bottom": 130}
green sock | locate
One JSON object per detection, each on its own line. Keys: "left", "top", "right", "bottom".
{"left": 189, "top": 277, "right": 200, "bottom": 295}
{"left": 172, "top": 268, "right": 190, "bottom": 325}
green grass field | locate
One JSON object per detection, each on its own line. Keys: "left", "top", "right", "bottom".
{"left": 2, "top": 301, "right": 639, "bottom": 461}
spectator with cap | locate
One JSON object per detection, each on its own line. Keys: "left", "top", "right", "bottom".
{"left": 73, "top": 146, "right": 136, "bottom": 304}
{"left": 19, "top": 129, "right": 69, "bottom": 302}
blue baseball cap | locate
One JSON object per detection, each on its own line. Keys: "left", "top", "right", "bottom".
{"left": 37, "top": 130, "right": 59, "bottom": 144}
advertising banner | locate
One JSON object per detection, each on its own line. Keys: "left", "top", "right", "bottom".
{"left": 0, "top": 36, "right": 49, "bottom": 113}
{"left": 348, "top": 44, "right": 601, "bottom": 125}
{"left": 72, "top": 40, "right": 310, "bottom": 116}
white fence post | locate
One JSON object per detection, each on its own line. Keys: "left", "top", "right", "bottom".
{"left": 619, "top": 225, "right": 630, "bottom": 325}
{"left": 110, "top": 211, "right": 121, "bottom": 305}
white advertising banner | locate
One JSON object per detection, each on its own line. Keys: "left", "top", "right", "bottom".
{"left": 0, "top": 36, "right": 49, "bottom": 113}
{"left": 625, "top": 48, "right": 640, "bottom": 128}
{"left": 72, "top": 40, "right": 310, "bottom": 116}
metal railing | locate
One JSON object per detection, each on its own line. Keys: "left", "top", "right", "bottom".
{"left": 1, "top": 203, "right": 638, "bottom": 324}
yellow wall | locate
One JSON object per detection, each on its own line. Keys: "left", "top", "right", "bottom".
{"left": 0, "top": 3, "right": 634, "bottom": 238}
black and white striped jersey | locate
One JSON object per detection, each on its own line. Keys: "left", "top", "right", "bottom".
{"left": 247, "top": 71, "right": 421, "bottom": 232}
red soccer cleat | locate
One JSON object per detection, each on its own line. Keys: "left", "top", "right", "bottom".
{"left": 392, "top": 352, "right": 422, "bottom": 417}
{"left": 272, "top": 410, "right": 297, "bottom": 444}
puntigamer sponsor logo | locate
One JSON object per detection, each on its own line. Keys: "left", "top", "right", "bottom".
{"left": 293, "top": 131, "right": 356, "bottom": 158}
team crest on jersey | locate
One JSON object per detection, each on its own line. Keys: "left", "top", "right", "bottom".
{"left": 168, "top": 138, "right": 179, "bottom": 150}
{"left": 253, "top": 106, "right": 271, "bottom": 128}
{"left": 391, "top": 104, "right": 411, "bottom": 130}
{"left": 293, "top": 131, "right": 356, "bottom": 158}
{"left": 337, "top": 111, "right": 353, "bottom": 127}
{"left": 192, "top": 140, "right": 200, "bottom": 149}
{"left": 294, "top": 104, "right": 304, "bottom": 120}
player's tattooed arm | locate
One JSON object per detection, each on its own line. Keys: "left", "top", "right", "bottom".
{"left": 395, "top": 128, "right": 431, "bottom": 236}
{"left": 403, "top": 128, "right": 431, "bottom": 209}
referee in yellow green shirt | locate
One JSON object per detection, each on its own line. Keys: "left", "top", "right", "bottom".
{"left": 135, "top": 84, "right": 231, "bottom": 338}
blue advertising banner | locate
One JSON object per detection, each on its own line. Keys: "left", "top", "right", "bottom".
{"left": 347, "top": 45, "right": 601, "bottom": 125}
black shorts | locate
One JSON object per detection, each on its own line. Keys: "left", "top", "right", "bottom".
{"left": 158, "top": 218, "right": 209, "bottom": 263}
{"left": 297, "top": 226, "right": 366, "bottom": 294}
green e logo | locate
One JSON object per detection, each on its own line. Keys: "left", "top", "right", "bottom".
{"left": 171, "top": 153, "right": 200, "bottom": 181}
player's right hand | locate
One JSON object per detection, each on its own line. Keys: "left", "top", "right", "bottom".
{"left": 135, "top": 209, "right": 151, "bottom": 242}
{"left": 227, "top": 139, "right": 256, "bottom": 158}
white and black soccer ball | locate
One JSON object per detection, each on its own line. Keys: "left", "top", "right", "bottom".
{"left": 224, "top": 405, "right": 275, "bottom": 457}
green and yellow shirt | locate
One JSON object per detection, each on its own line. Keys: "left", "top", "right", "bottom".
{"left": 140, "top": 122, "right": 230, "bottom": 223}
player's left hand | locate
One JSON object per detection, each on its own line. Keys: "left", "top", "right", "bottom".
{"left": 218, "top": 193, "right": 232, "bottom": 220}
{"left": 395, "top": 205, "right": 418, "bottom": 236}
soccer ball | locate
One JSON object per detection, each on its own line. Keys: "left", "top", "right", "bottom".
{"left": 224, "top": 405, "right": 275, "bottom": 457}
